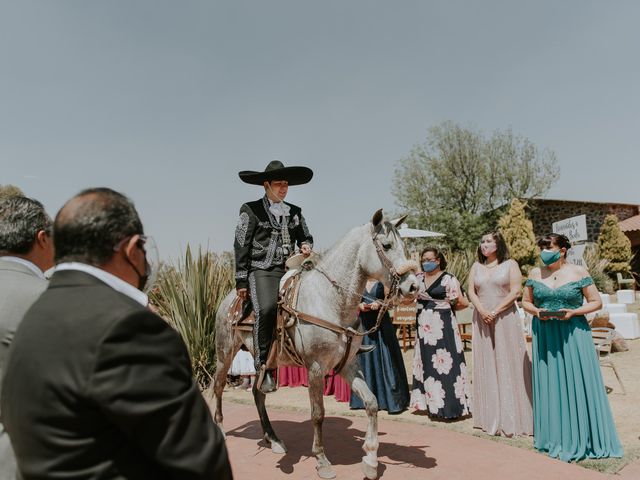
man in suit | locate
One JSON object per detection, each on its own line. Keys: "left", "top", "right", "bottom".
{"left": 1, "top": 188, "right": 233, "bottom": 479}
{"left": 0, "top": 196, "right": 54, "bottom": 480}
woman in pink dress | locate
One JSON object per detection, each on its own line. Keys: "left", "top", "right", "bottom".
{"left": 467, "top": 231, "right": 533, "bottom": 437}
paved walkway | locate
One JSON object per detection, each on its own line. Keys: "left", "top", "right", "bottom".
{"left": 221, "top": 402, "right": 637, "bottom": 479}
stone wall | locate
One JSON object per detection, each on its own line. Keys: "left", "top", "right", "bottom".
{"left": 524, "top": 199, "right": 639, "bottom": 242}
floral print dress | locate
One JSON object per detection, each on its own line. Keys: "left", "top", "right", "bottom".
{"left": 410, "top": 272, "right": 472, "bottom": 419}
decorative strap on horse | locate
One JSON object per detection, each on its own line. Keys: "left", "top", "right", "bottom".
{"left": 227, "top": 295, "right": 245, "bottom": 326}
{"left": 275, "top": 272, "right": 307, "bottom": 367}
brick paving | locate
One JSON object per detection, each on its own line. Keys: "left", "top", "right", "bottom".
{"left": 220, "top": 402, "right": 636, "bottom": 479}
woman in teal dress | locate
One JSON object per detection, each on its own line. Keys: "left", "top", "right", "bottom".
{"left": 522, "top": 233, "right": 623, "bottom": 462}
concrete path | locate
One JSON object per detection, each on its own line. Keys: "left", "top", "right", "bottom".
{"left": 221, "top": 402, "right": 636, "bottom": 479}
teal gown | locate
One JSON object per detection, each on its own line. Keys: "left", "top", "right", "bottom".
{"left": 527, "top": 277, "right": 623, "bottom": 462}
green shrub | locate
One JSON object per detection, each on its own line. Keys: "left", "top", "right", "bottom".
{"left": 597, "top": 214, "right": 633, "bottom": 277}
{"left": 498, "top": 198, "right": 538, "bottom": 277}
{"left": 149, "top": 246, "right": 234, "bottom": 388}
{"left": 583, "top": 245, "right": 615, "bottom": 294}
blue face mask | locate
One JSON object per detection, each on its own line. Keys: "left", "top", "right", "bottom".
{"left": 422, "top": 261, "right": 438, "bottom": 273}
{"left": 540, "top": 249, "right": 562, "bottom": 266}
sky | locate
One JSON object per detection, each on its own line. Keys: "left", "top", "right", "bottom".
{"left": 2, "top": 1, "right": 639, "bottom": 260}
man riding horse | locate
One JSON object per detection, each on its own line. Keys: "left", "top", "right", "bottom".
{"left": 234, "top": 160, "right": 315, "bottom": 394}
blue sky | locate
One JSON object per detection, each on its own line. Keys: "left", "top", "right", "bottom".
{"left": 2, "top": 1, "right": 639, "bottom": 260}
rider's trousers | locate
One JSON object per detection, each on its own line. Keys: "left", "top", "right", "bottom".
{"left": 249, "top": 267, "right": 285, "bottom": 369}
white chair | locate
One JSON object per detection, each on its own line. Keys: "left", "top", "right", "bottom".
{"left": 616, "top": 289, "right": 636, "bottom": 304}
{"left": 603, "top": 303, "right": 627, "bottom": 314}
{"left": 616, "top": 272, "right": 635, "bottom": 291}
{"left": 591, "top": 327, "right": 626, "bottom": 394}
{"left": 599, "top": 293, "right": 611, "bottom": 305}
{"left": 609, "top": 312, "right": 640, "bottom": 339}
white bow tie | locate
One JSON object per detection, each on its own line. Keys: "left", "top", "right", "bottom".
{"left": 269, "top": 201, "right": 290, "bottom": 221}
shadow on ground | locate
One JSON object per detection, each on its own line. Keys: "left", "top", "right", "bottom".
{"left": 226, "top": 416, "right": 437, "bottom": 476}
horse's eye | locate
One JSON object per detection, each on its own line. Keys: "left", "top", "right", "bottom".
{"left": 382, "top": 241, "right": 392, "bottom": 251}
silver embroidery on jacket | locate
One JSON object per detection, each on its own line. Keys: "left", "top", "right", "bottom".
{"left": 235, "top": 212, "right": 250, "bottom": 247}
{"left": 250, "top": 232, "right": 278, "bottom": 269}
{"left": 300, "top": 215, "right": 311, "bottom": 240}
{"left": 248, "top": 272, "right": 261, "bottom": 368}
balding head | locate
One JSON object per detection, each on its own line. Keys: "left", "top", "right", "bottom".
{"left": 54, "top": 188, "right": 143, "bottom": 266}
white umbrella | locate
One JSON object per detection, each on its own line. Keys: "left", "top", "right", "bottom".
{"left": 397, "top": 223, "right": 445, "bottom": 238}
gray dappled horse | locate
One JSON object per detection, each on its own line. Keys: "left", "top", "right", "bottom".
{"left": 213, "top": 210, "right": 418, "bottom": 479}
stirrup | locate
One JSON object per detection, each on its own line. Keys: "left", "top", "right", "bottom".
{"left": 256, "top": 365, "right": 277, "bottom": 394}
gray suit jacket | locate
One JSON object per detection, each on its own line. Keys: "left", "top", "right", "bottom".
{"left": 0, "top": 258, "right": 47, "bottom": 480}
{"left": 0, "top": 258, "right": 47, "bottom": 389}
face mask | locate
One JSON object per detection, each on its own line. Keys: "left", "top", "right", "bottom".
{"left": 121, "top": 235, "right": 158, "bottom": 292}
{"left": 480, "top": 243, "right": 497, "bottom": 256}
{"left": 422, "top": 261, "right": 438, "bottom": 273}
{"left": 540, "top": 249, "right": 562, "bottom": 266}
{"left": 124, "top": 250, "right": 150, "bottom": 291}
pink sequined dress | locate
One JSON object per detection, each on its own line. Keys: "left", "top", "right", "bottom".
{"left": 471, "top": 261, "right": 533, "bottom": 437}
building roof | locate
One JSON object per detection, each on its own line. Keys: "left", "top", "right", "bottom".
{"left": 526, "top": 198, "right": 640, "bottom": 208}
{"left": 619, "top": 214, "right": 640, "bottom": 232}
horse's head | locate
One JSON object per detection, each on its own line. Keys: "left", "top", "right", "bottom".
{"left": 360, "top": 209, "right": 419, "bottom": 299}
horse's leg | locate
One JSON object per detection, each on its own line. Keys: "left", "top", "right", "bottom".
{"left": 252, "top": 383, "right": 287, "bottom": 454}
{"left": 308, "top": 363, "right": 335, "bottom": 479}
{"left": 213, "top": 333, "right": 239, "bottom": 432}
{"left": 340, "top": 360, "right": 379, "bottom": 480}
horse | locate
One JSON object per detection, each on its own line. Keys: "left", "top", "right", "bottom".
{"left": 213, "top": 209, "right": 419, "bottom": 479}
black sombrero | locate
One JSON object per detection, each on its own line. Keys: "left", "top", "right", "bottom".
{"left": 238, "top": 160, "right": 313, "bottom": 186}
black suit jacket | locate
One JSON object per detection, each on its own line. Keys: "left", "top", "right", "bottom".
{"left": 0, "top": 270, "right": 233, "bottom": 480}
{"left": 234, "top": 196, "right": 313, "bottom": 289}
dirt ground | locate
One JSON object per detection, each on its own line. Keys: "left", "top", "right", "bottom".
{"left": 219, "top": 303, "right": 640, "bottom": 474}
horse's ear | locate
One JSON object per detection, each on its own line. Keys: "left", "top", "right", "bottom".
{"left": 391, "top": 215, "right": 408, "bottom": 229}
{"left": 371, "top": 209, "right": 384, "bottom": 228}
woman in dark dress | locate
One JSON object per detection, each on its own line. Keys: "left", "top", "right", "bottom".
{"left": 350, "top": 279, "right": 410, "bottom": 413}
{"left": 410, "top": 247, "right": 471, "bottom": 419}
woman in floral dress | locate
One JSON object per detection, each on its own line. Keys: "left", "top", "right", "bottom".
{"left": 410, "top": 247, "right": 472, "bottom": 419}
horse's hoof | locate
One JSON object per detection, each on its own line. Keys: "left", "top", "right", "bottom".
{"left": 316, "top": 465, "right": 336, "bottom": 479}
{"left": 361, "top": 457, "right": 378, "bottom": 479}
{"left": 271, "top": 442, "right": 287, "bottom": 454}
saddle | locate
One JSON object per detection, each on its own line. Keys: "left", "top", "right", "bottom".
{"left": 227, "top": 270, "right": 306, "bottom": 370}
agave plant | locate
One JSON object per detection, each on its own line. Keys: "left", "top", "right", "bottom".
{"left": 583, "top": 245, "right": 615, "bottom": 294}
{"left": 443, "top": 247, "right": 476, "bottom": 291}
{"left": 149, "top": 246, "right": 234, "bottom": 388}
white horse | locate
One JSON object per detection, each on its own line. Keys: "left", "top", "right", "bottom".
{"left": 213, "top": 209, "right": 418, "bottom": 479}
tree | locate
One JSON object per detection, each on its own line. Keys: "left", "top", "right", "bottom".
{"left": 498, "top": 198, "right": 538, "bottom": 276}
{"left": 597, "top": 214, "right": 632, "bottom": 277}
{"left": 0, "top": 184, "right": 24, "bottom": 200}
{"left": 392, "top": 121, "right": 557, "bottom": 250}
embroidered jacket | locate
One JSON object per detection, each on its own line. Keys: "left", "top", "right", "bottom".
{"left": 234, "top": 196, "right": 313, "bottom": 289}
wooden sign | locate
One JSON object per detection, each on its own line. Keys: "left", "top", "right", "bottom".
{"left": 392, "top": 299, "right": 417, "bottom": 324}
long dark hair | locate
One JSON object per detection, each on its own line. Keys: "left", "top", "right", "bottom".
{"left": 537, "top": 233, "right": 571, "bottom": 258}
{"left": 477, "top": 231, "right": 510, "bottom": 264}
{"left": 420, "top": 246, "right": 447, "bottom": 270}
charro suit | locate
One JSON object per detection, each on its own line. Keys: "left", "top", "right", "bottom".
{"left": 1, "top": 270, "right": 232, "bottom": 480}
{"left": 0, "top": 258, "right": 48, "bottom": 480}
{"left": 234, "top": 195, "right": 313, "bottom": 368}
